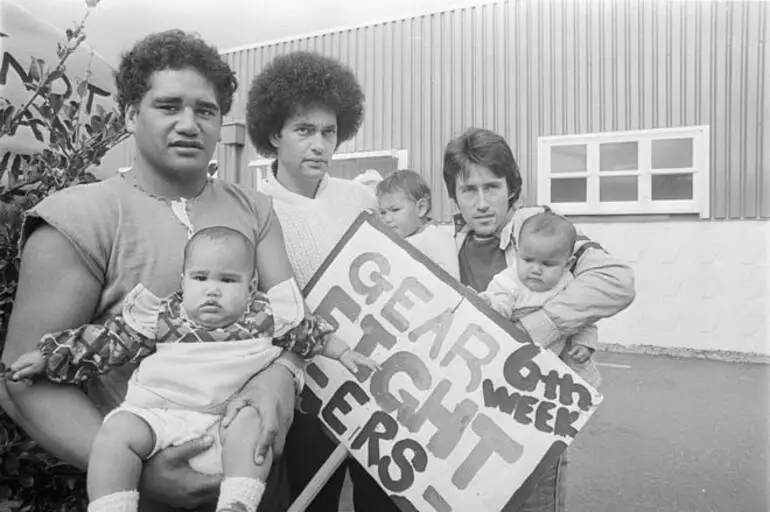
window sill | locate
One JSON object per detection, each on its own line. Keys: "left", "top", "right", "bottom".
{"left": 564, "top": 212, "right": 704, "bottom": 223}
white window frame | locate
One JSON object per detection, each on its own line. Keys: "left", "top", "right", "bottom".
{"left": 248, "top": 149, "right": 408, "bottom": 190}
{"left": 537, "top": 125, "right": 710, "bottom": 218}
{"left": 332, "top": 149, "right": 409, "bottom": 169}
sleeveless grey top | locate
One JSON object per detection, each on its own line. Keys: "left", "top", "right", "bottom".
{"left": 22, "top": 173, "right": 276, "bottom": 413}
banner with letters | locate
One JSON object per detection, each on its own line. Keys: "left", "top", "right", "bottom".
{"left": 302, "top": 212, "right": 603, "bottom": 512}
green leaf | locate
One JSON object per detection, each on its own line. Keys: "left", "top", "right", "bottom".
{"left": 35, "top": 58, "right": 47, "bottom": 80}
{"left": 76, "top": 80, "right": 88, "bottom": 99}
{"left": 4, "top": 454, "right": 18, "bottom": 475}
{"left": 41, "top": 149, "right": 55, "bottom": 166}
{"left": 27, "top": 58, "right": 41, "bottom": 82}
{"left": 31, "top": 103, "right": 52, "bottom": 120}
{"left": 0, "top": 106, "right": 15, "bottom": 129}
{"left": 64, "top": 476, "right": 77, "bottom": 490}
{"left": 0, "top": 501, "right": 23, "bottom": 512}
{"left": 56, "top": 42, "right": 67, "bottom": 59}
{"left": 49, "top": 94, "right": 64, "bottom": 114}
{"left": 48, "top": 128, "right": 60, "bottom": 147}
{"left": 17, "top": 440, "right": 35, "bottom": 451}
{"left": 89, "top": 115, "right": 104, "bottom": 135}
{"left": 3, "top": 113, "right": 16, "bottom": 135}
{"left": 46, "top": 69, "right": 65, "bottom": 84}
{"left": 29, "top": 123, "right": 44, "bottom": 143}
{"left": 9, "top": 156, "right": 23, "bottom": 179}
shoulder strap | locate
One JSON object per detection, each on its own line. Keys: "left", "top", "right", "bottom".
{"left": 570, "top": 241, "right": 605, "bottom": 274}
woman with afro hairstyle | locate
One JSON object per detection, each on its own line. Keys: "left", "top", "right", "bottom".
{"left": 247, "top": 51, "right": 401, "bottom": 512}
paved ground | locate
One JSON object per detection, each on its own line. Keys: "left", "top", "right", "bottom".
{"left": 568, "top": 352, "right": 769, "bottom": 512}
{"left": 337, "top": 352, "right": 770, "bottom": 512}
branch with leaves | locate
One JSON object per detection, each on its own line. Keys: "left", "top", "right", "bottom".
{"left": 0, "top": 0, "right": 128, "bottom": 334}
{"left": 1, "top": 3, "right": 92, "bottom": 140}
{"left": 0, "top": 0, "right": 127, "bottom": 191}
{"left": 0, "top": 2, "right": 126, "bottom": 507}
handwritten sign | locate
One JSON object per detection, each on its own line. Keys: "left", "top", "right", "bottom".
{"left": 301, "top": 213, "right": 603, "bottom": 512}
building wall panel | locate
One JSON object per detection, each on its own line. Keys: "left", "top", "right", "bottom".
{"left": 577, "top": 219, "right": 769, "bottom": 356}
{"left": 211, "top": 0, "right": 768, "bottom": 220}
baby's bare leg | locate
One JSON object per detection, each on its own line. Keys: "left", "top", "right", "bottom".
{"left": 217, "top": 404, "right": 272, "bottom": 512}
{"left": 87, "top": 411, "right": 154, "bottom": 512}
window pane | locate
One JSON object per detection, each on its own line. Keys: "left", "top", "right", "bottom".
{"left": 355, "top": 156, "right": 399, "bottom": 176}
{"left": 551, "top": 145, "right": 587, "bottom": 173}
{"left": 652, "top": 173, "right": 694, "bottom": 200}
{"left": 329, "top": 159, "right": 361, "bottom": 180}
{"left": 331, "top": 156, "right": 399, "bottom": 180}
{"left": 600, "top": 176, "right": 638, "bottom": 202}
{"left": 551, "top": 178, "right": 587, "bottom": 202}
{"left": 600, "top": 141, "right": 638, "bottom": 172}
{"left": 652, "top": 138, "right": 694, "bottom": 169}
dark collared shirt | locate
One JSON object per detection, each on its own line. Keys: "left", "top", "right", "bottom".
{"left": 458, "top": 234, "right": 508, "bottom": 293}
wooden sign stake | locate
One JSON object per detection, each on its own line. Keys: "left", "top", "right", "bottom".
{"left": 287, "top": 444, "right": 350, "bottom": 512}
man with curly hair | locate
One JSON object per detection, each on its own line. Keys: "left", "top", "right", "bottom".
{"left": 246, "top": 52, "right": 401, "bottom": 512}
{"left": 1, "top": 30, "right": 304, "bottom": 512}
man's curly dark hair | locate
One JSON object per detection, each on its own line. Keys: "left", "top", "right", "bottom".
{"left": 246, "top": 51, "right": 365, "bottom": 157}
{"left": 114, "top": 29, "right": 238, "bottom": 116}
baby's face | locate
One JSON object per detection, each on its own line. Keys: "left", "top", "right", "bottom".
{"left": 515, "top": 233, "right": 572, "bottom": 293}
{"left": 181, "top": 243, "right": 252, "bottom": 329}
{"left": 377, "top": 190, "right": 426, "bottom": 238}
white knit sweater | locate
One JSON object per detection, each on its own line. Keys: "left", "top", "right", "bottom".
{"left": 261, "top": 170, "right": 377, "bottom": 289}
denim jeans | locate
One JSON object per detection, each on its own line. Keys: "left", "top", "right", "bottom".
{"left": 504, "top": 453, "right": 567, "bottom": 512}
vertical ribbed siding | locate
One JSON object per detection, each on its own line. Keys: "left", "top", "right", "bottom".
{"left": 221, "top": 0, "right": 768, "bottom": 220}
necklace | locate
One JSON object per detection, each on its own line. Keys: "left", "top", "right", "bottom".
{"left": 122, "top": 169, "right": 207, "bottom": 238}
{"left": 122, "top": 169, "right": 209, "bottom": 202}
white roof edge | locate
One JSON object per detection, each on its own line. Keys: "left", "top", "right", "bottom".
{"left": 219, "top": 0, "right": 502, "bottom": 55}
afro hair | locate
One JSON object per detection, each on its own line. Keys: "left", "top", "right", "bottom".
{"left": 246, "top": 51, "right": 365, "bottom": 157}
{"left": 115, "top": 29, "right": 237, "bottom": 116}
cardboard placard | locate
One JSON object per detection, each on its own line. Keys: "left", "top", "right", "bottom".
{"left": 300, "top": 212, "right": 603, "bottom": 512}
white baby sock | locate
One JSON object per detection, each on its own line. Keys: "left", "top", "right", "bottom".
{"left": 216, "top": 477, "right": 266, "bottom": 512}
{"left": 88, "top": 490, "right": 139, "bottom": 512}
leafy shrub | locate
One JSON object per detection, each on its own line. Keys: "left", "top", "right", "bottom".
{"left": 0, "top": 2, "right": 128, "bottom": 509}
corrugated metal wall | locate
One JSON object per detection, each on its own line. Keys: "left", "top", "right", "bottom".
{"left": 218, "top": 0, "right": 768, "bottom": 220}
